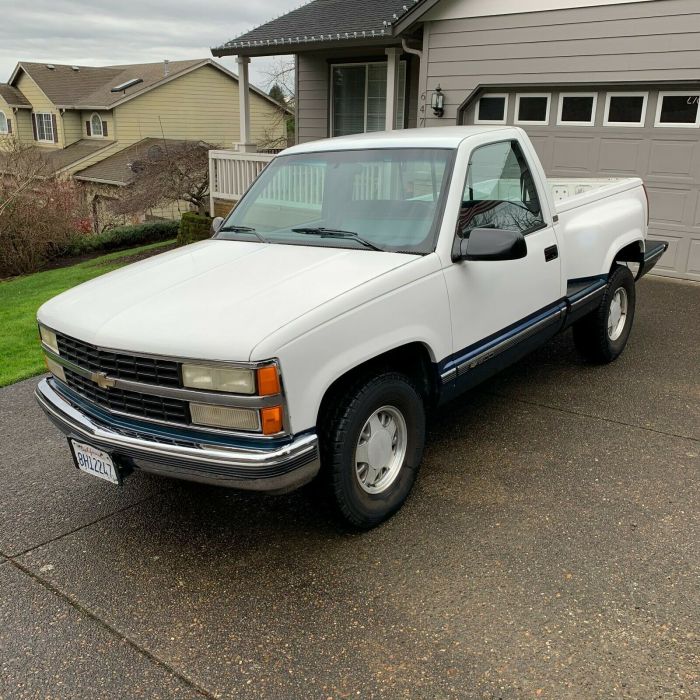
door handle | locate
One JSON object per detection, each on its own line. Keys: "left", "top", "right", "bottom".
{"left": 544, "top": 245, "right": 558, "bottom": 262}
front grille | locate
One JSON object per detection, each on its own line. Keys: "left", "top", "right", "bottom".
{"left": 56, "top": 333, "right": 180, "bottom": 387}
{"left": 64, "top": 368, "right": 190, "bottom": 424}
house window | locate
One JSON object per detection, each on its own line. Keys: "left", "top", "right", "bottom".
{"left": 604, "top": 93, "right": 648, "bottom": 127}
{"left": 331, "top": 61, "right": 407, "bottom": 137}
{"left": 90, "top": 113, "right": 103, "bottom": 137}
{"left": 0, "top": 111, "right": 7, "bottom": 134}
{"left": 557, "top": 93, "right": 598, "bottom": 126}
{"left": 654, "top": 92, "right": 700, "bottom": 127}
{"left": 34, "top": 113, "right": 55, "bottom": 142}
{"left": 514, "top": 94, "right": 551, "bottom": 125}
{"left": 475, "top": 94, "right": 508, "bottom": 124}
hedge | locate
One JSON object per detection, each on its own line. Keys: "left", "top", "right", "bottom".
{"left": 177, "top": 212, "right": 213, "bottom": 246}
{"left": 65, "top": 221, "right": 179, "bottom": 256}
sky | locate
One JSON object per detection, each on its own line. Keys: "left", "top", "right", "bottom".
{"left": 0, "top": 0, "right": 300, "bottom": 93}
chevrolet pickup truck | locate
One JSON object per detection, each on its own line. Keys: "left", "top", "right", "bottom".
{"left": 36, "top": 126, "right": 667, "bottom": 529}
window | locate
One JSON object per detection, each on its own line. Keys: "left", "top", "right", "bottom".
{"left": 604, "top": 92, "right": 648, "bottom": 127}
{"left": 475, "top": 94, "right": 508, "bottom": 124}
{"left": 222, "top": 148, "right": 454, "bottom": 255}
{"left": 654, "top": 92, "right": 700, "bottom": 128}
{"left": 90, "top": 113, "right": 103, "bottom": 137}
{"left": 458, "top": 140, "right": 544, "bottom": 238}
{"left": 331, "top": 62, "right": 406, "bottom": 137}
{"left": 34, "top": 113, "right": 54, "bottom": 142}
{"left": 0, "top": 111, "right": 7, "bottom": 134}
{"left": 515, "top": 94, "right": 551, "bottom": 125}
{"left": 557, "top": 93, "right": 598, "bottom": 126}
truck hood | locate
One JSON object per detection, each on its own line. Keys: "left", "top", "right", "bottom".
{"left": 38, "top": 240, "right": 418, "bottom": 361}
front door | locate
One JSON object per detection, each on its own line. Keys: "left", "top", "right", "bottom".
{"left": 441, "top": 138, "right": 563, "bottom": 389}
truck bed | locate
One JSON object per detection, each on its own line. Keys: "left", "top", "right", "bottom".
{"left": 549, "top": 177, "right": 642, "bottom": 211}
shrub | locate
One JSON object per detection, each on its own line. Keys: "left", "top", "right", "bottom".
{"left": 177, "top": 212, "right": 212, "bottom": 246}
{"left": 64, "top": 221, "right": 178, "bottom": 256}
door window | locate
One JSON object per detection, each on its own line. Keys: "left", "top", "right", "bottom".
{"left": 458, "top": 140, "right": 545, "bottom": 237}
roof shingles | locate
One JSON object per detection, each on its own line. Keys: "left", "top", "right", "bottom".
{"left": 0, "top": 83, "right": 31, "bottom": 107}
{"left": 213, "top": 0, "right": 426, "bottom": 54}
{"left": 15, "top": 60, "right": 205, "bottom": 109}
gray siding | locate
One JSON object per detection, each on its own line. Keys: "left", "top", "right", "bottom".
{"left": 421, "top": 0, "right": 700, "bottom": 126}
{"left": 296, "top": 48, "right": 419, "bottom": 143}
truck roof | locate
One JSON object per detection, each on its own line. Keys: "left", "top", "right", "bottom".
{"left": 282, "top": 126, "right": 515, "bottom": 154}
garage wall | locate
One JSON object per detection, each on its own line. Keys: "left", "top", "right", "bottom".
{"left": 421, "top": 0, "right": 700, "bottom": 280}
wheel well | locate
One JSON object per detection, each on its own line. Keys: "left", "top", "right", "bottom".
{"left": 317, "top": 343, "right": 438, "bottom": 426}
{"left": 612, "top": 240, "right": 644, "bottom": 273}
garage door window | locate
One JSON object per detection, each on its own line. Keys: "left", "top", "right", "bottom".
{"left": 655, "top": 92, "right": 700, "bottom": 128}
{"left": 557, "top": 93, "right": 597, "bottom": 126}
{"left": 515, "top": 94, "right": 550, "bottom": 125}
{"left": 475, "top": 94, "right": 508, "bottom": 124}
{"left": 604, "top": 93, "right": 648, "bottom": 127}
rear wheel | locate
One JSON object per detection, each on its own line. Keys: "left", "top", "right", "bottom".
{"left": 319, "top": 372, "right": 425, "bottom": 530}
{"left": 573, "top": 265, "right": 636, "bottom": 363}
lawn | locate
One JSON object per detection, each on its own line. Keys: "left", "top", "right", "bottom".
{"left": 0, "top": 240, "right": 175, "bottom": 387}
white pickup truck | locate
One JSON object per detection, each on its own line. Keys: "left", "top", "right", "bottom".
{"left": 36, "top": 127, "right": 667, "bottom": 529}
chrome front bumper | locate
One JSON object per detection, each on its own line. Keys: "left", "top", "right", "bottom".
{"left": 35, "top": 378, "right": 320, "bottom": 493}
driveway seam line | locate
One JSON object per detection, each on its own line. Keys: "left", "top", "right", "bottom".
{"left": 8, "top": 488, "right": 168, "bottom": 559}
{"left": 6, "top": 558, "right": 215, "bottom": 700}
{"left": 489, "top": 391, "right": 699, "bottom": 442}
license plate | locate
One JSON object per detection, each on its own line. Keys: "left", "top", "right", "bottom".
{"left": 70, "top": 440, "right": 119, "bottom": 485}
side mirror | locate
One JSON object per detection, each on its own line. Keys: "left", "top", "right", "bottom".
{"left": 453, "top": 228, "right": 527, "bottom": 262}
{"left": 211, "top": 216, "right": 224, "bottom": 234}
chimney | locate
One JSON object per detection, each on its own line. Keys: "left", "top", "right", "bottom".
{"left": 163, "top": 59, "right": 170, "bottom": 77}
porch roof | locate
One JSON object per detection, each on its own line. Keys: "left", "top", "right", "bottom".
{"left": 212, "top": 0, "right": 432, "bottom": 57}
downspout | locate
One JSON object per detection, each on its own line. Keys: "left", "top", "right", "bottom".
{"left": 401, "top": 37, "right": 423, "bottom": 59}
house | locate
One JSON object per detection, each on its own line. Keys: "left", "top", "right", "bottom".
{"left": 0, "top": 59, "right": 289, "bottom": 225}
{"left": 212, "top": 0, "right": 700, "bottom": 281}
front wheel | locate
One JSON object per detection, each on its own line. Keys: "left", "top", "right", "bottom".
{"left": 573, "top": 265, "right": 636, "bottom": 363}
{"left": 319, "top": 372, "right": 426, "bottom": 530}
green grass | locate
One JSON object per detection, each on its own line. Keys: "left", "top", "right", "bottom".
{"left": 0, "top": 240, "right": 175, "bottom": 388}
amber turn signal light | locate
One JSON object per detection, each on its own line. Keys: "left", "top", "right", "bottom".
{"left": 256, "top": 366, "right": 281, "bottom": 396}
{"left": 260, "top": 405, "right": 283, "bottom": 435}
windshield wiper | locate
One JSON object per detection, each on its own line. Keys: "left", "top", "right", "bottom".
{"left": 291, "top": 227, "right": 382, "bottom": 252}
{"left": 218, "top": 225, "right": 269, "bottom": 243}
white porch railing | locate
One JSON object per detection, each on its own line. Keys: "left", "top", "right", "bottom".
{"left": 208, "top": 150, "right": 275, "bottom": 215}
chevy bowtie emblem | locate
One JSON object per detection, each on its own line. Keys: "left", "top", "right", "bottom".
{"left": 91, "top": 371, "right": 116, "bottom": 390}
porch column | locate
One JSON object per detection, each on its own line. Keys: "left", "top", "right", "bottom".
{"left": 385, "top": 47, "right": 401, "bottom": 131}
{"left": 236, "top": 55, "right": 257, "bottom": 153}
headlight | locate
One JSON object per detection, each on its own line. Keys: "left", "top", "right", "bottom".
{"left": 190, "top": 404, "right": 261, "bottom": 431}
{"left": 45, "top": 356, "right": 66, "bottom": 382}
{"left": 39, "top": 325, "right": 59, "bottom": 354}
{"left": 182, "top": 364, "right": 256, "bottom": 394}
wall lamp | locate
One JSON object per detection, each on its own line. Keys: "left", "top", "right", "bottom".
{"left": 431, "top": 85, "right": 445, "bottom": 118}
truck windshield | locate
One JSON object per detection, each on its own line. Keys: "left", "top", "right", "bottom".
{"left": 216, "top": 148, "right": 455, "bottom": 254}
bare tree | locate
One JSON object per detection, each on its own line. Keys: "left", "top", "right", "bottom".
{"left": 258, "top": 57, "right": 296, "bottom": 150}
{"left": 0, "top": 137, "right": 85, "bottom": 274}
{"left": 111, "top": 141, "right": 213, "bottom": 217}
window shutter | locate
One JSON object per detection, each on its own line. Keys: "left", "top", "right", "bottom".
{"left": 51, "top": 114, "right": 58, "bottom": 143}
{"left": 7, "top": 119, "right": 11, "bottom": 135}
{"left": 32, "top": 114, "right": 37, "bottom": 140}
{"left": 86, "top": 120, "right": 91, "bottom": 136}
{"left": 102, "top": 121, "right": 108, "bottom": 137}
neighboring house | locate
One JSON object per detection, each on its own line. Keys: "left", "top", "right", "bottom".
{"left": 0, "top": 59, "right": 289, "bottom": 225}
{"left": 212, "top": 0, "right": 700, "bottom": 281}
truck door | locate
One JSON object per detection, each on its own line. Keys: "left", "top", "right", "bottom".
{"left": 440, "top": 138, "right": 563, "bottom": 390}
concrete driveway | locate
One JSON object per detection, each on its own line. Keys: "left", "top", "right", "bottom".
{"left": 0, "top": 276, "right": 698, "bottom": 699}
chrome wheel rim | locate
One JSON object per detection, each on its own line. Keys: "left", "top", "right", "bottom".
{"left": 354, "top": 405, "right": 407, "bottom": 494}
{"left": 608, "top": 287, "right": 628, "bottom": 341}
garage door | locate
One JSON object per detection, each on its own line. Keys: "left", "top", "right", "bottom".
{"left": 463, "top": 86, "right": 700, "bottom": 281}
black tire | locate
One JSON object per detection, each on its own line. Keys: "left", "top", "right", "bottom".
{"left": 319, "top": 372, "right": 426, "bottom": 530}
{"left": 573, "top": 265, "right": 636, "bottom": 364}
